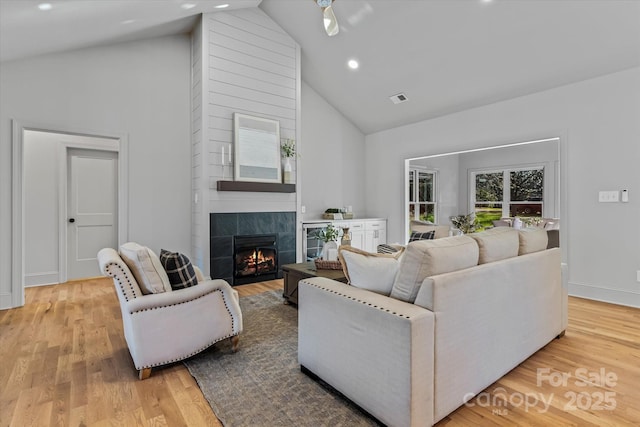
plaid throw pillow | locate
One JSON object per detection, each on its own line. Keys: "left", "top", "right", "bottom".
{"left": 409, "top": 230, "right": 435, "bottom": 242}
{"left": 377, "top": 243, "right": 400, "bottom": 254}
{"left": 159, "top": 250, "right": 198, "bottom": 290}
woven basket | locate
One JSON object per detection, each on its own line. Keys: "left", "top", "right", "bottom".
{"left": 314, "top": 259, "right": 342, "bottom": 270}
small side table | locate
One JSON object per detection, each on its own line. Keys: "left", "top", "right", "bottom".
{"left": 282, "top": 262, "right": 347, "bottom": 305}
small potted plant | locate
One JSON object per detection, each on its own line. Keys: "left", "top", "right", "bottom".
{"left": 281, "top": 138, "right": 295, "bottom": 184}
{"left": 450, "top": 212, "right": 480, "bottom": 234}
{"left": 316, "top": 224, "right": 340, "bottom": 261}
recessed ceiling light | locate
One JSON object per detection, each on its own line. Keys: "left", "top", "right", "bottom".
{"left": 215, "top": 4, "right": 230, "bottom": 9}
{"left": 38, "top": 3, "right": 52, "bottom": 11}
{"left": 181, "top": 3, "right": 197, "bottom": 10}
{"left": 347, "top": 59, "right": 359, "bottom": 70}
{"left": 121, "top": 19, "right": 136, "bottom": 25}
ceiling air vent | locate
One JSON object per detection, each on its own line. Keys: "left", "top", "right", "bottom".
{"left": 389, "top": 93, "right": 409, "bottom": 104}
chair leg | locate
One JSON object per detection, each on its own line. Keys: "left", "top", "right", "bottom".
{"left": 231, "top": 335, "right": 240, "bottom": 352}
{"left": 139, "top": 368, "right": 152, "bottom": 380}
{"left": 556, "top": 330, "right": 566, "bottom": 339}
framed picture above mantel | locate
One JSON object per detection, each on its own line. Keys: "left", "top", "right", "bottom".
{"left": 233, "top": 113, "right": 281, "bottom": 183}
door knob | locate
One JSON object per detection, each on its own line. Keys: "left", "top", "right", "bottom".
{"left": 69, "top": 218, "right": 75, "bottom": 223}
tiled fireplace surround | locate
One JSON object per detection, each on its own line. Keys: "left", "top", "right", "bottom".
{"left": 210, "top": 212, "right": 297, "bottom": 285}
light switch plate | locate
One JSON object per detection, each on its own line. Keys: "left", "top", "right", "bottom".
{"left": 598, "top": 191, "right": 619, "bottom": 203}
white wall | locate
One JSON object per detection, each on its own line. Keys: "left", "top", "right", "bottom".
{"left": 0, "top": 35, "right": 192, "bottom": 308}
{"left": 366, "top": 67, "right": 640, "bottom": 308}
{"left": 23, "top": 131, "right": 59, "bottom": 286}
{"left": 300, "top": 82, "right": 366, "bottom": 220}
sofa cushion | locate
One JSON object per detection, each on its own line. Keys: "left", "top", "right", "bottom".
{"left": 410, "top": 220, "right": 450, "bottom": 239}
{"left": 159, "top": 250, "right": 199, "bottom": 290}
{"left": 409, "top": 230, "right": 435, "bottom": 242}
{"left": 338, "top": 246, "right": 404, "bottom": 295}
{"left": 469, "top": 227, "right": 519, "bottom": 264}
{"left": 119, "top": 242, "right": 172, "bottom": 294}
{"left": 390, "top": 235, "right": 479, "bottom": 303}
{"left": 518, "top": 228, "right": 549, "bottom": 255}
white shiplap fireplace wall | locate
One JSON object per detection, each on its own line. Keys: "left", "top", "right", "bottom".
{"left": 191, "top": 8, "right": 301, "bottom": 274}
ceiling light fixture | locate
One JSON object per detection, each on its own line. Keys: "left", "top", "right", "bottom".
{"left": 315, "top": 0, "right": 339, "bottom": 37}
{"left": 38, "top": 3, "right": 52, "bottom": 11}
{"left": 121, "top": 19, "right": 136, "bottom": 25}
{"left": 347, "top": 59, "right": 359, "bottom": 70}
{"left": 181, "top": 3, "right": 197, "bottom": 10}
{"left": 215, "top": 4, "right": 230, "bottom": 8}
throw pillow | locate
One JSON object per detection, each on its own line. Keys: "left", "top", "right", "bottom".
{"left": 410, "top": 220, "right": 451, "bottom": 239}
{"left": 469, "top": 227, "right": 519, "bottom": 264}
{"left": 338, "top": 246, "right": 404, "bottom": 296}
{"left": 159, "top": 250, "right": 199, "bottom": 290}
{"left": 390, "top": 235, "right": 479, "bottom": 303}
{"left": 377, "top": 243, "right": 402, "bottom": 254}
{"left": 518, "top": 228, "right": 549, "bottom": 255}
{"left": 119, "top": 242, "right": 172, "bottom": 294}
{"left": 409, "top": 230, "right": 435, "bottom": 242}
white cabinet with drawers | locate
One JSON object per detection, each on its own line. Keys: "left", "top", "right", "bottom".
{"left": 364, "top": 220, "right": 387, "bottom": 252}
{"left": 334, "top": 221, "right": 366, "bottom": 250}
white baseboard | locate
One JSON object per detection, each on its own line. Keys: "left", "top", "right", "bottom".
{"left": 25, "top": 272, "right": 59, "bottom": 287}
{"left": 569, "top": 281, "right": 640, "bottom": 309}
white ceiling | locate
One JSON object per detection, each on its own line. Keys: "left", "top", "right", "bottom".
{"left": 2, "top": 0, "right": 639, "bottom": 134}
{"left": 261, "top": 0, "right": 640, "bottom": 134}
{"left": 0, "top": 0, "right": 260, "bottom": 62}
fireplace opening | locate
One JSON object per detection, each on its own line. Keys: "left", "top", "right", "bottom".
{"left": 233, "top": 234, "right": 278, "bottom": 285}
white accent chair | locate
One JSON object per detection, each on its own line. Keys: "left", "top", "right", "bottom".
{"left": 97, "top": 248, "right": 243, "bottom": 379}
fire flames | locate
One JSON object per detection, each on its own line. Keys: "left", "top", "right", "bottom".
{"left": 236, "top": 249, "right": 275, "bottom": 276}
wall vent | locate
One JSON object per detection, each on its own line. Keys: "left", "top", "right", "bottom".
{"left": 389, "top": 93, "right": 409, "bottom": 104}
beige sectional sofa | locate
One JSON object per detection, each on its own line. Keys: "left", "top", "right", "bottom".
{"left": 298, "top": 227, "right": 567, "bottom": 427}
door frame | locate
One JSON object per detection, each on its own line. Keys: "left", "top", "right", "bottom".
{"left": 11, "top": 120, "right": 129, "bottom": 307}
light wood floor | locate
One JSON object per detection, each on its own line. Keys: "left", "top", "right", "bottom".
{"left": 1, "top": 278, "right": 639, "bottom": 426}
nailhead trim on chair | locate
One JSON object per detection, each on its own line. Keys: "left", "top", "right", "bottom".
{"left": 131, "top": 288, "right": 240, "bottom": 370}
{"left": 136, "top": 332, "right": 240, "bottom": 370}
{"left": 104, "top": 262, "right": 139, "bottom": 301}
{"left": 302, "top": 280, "right": 413, "bottom": 319}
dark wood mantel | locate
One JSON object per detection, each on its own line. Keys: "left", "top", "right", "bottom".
{"left": 216, "top": 180, "right": 295, "bottom": 193}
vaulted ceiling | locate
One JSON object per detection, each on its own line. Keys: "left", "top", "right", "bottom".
{"left": 2, "top": 0, "right": 639, "bottom": 134}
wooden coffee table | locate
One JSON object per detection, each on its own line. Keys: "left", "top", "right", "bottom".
{"left": 282, "top": 262, "right": 347, "bottom": 305}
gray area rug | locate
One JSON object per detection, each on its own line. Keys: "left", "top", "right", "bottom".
{"left": 184, "top": 290, "right": 382, "bottom": 427}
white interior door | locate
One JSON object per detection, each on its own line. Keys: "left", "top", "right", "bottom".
{"left": 67, "top": 149, "right": 118, "bottom": 280}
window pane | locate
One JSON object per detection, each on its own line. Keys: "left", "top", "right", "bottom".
{"left": 409, "top": 204, "right": 416, "bottom": 220}
{"left": 510, "top": 169, "right": 543, "bottom": 201}
{"left": 474, "top": 203, "right": 502, "bottom": 228}
{"left": 419, "top": 204, "right": 435, "bottom": 223}
{"left": 418, "top": 172, "right": 434, "bottom": 202}
{"left": 475, "top": 172, "right": 503, "bottom": 202}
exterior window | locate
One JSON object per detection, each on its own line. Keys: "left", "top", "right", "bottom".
{"left": 408, "top": 168, "right": 437, "bottom": 225}
{"left": 472, "top": 167, "right": 544, "bottom": 228}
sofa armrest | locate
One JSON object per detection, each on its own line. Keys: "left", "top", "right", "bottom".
{"left": 124, "top": 279, "right": 236, "bottom": 313}
{"left": 298, "top": 277, "right": 435, "bottom": 427}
